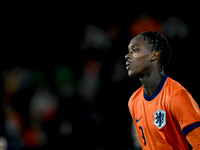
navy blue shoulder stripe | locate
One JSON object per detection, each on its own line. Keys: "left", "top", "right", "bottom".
{"left": 182, "top": 121, "right": 200, "bottom": 136}
{"left": 144, "top": 74, "right": 167, "bottom": 101}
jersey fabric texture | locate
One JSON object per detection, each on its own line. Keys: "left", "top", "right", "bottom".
{"left": 128, "top": 74, "right": 200, "bottom": 150}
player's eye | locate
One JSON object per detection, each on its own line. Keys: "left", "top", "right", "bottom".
{"left": 133, "top": 49, "right": 138, "bottom": 53}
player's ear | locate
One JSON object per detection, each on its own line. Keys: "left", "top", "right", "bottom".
{"left": 151, "top": 50, "right": 160, "bottom": 61}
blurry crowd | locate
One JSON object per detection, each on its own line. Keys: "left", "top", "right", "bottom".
{"left": 2, "top": 3, "right": 200, "bottom": 150}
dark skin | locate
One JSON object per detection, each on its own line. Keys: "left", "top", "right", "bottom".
{"left": 125, "top": 35, "right": 163, "bottom": 97}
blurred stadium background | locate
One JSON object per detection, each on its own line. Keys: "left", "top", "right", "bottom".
{"left": 1, "top": 1, "right": 200, "bottom": 150}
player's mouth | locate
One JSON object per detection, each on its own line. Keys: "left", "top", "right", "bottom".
{"left": 126, "top": 61, "right": 131, "bottom": 70}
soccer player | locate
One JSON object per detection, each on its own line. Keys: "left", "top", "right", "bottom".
{"left": 125, "top": 31, "right": 200, "bottom": 150}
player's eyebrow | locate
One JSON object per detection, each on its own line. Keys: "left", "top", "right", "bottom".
{"left": 131, "top": 45, "right": 137, "bottom": 48}
{"left": 128, "top": 45, "right": 137, "bottom": 50}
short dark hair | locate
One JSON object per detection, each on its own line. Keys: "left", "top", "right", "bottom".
{"left": 140, "top": 31, "right": 172, "bottom": 69}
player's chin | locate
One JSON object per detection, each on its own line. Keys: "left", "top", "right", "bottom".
{"left": 128, "top": 70, "right": 139, "bottom": 77}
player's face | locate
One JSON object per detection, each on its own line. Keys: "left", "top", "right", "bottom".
{"left": 125, "top": 35, "right": 153, "bottom": 77}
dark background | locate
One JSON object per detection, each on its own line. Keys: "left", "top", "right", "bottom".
{"left": 1, "top": 1, "right": 199, "bottom": 150}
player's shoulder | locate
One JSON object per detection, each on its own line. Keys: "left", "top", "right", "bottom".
{"left": 128, "top": 86, "right": 143, "bottom": 104}
{"left": 166, "top": 77, "right": 190, "bottom": 97}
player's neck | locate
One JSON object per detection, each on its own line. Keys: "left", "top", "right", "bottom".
{"left": 139, "top": 70, "right": 164, "bottom": 97}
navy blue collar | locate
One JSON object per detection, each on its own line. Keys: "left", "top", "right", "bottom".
{"left": 143, "top": 74, "right": 167, "bottom": 101}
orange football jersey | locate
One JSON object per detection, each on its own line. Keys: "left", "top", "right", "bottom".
{"left": 128, "top": 75, "right": 200, "bottom": 150}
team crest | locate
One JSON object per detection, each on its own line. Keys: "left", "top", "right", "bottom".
{"left": 154, "top": 109, "right": 166, "bottom": 129}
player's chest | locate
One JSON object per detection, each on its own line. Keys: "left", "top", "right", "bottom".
{"left": 134, "top": 98, "right": 168, "bottom": 131}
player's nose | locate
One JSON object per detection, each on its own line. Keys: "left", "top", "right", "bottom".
{"left": 125, "top": 53, "right": 130, "bottom": 60}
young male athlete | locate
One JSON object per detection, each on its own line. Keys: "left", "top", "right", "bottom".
{"left": 125, "top": 31, "right": 200, "bottom": 150}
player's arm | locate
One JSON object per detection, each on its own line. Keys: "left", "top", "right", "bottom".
{"left": 186, "top": 126, "right": 200, "bottom": 150}
{"left": 170, "top": 89, "right": 200, "bottom": 149}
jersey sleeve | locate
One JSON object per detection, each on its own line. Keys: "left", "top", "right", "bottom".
{"left": 170, "top": 89, "right": 200, "bottom": 136}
